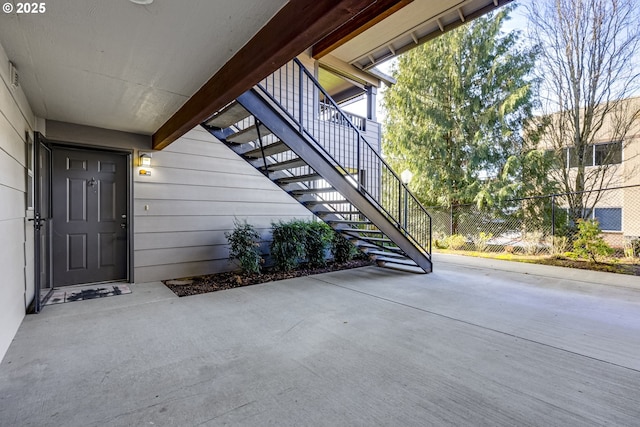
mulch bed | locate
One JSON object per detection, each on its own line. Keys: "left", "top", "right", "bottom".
{"left": 163, "top": 258, "right": 374, "bottom": 297}
{"left": 535, "top": 257, "right": 640, "bottom": 275}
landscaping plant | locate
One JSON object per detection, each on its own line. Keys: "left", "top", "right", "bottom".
{"left": 304, "top": 221, "right": 333, "bottom": 268}
{"left": 331, "top": 232, "right": 358, "bottom": 263}
{"left": 225, "top": 219, "right": 263, "bottom": 275}
{"left": 473, "top": 232, "right": 493, "bottom": 252}
{"left": 572, "top": 219, "right": 613, "bottom": 263}
{"left": 270, "top": 220, "right": 307, "bottom": 271}
{"left": 444, "top": 234, "right": 466, "bottom": 250}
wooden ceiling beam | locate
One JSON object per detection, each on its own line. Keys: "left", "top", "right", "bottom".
{"left": 153, "top": 0, "right": 390, "bottom": 150}
{"left": 311, "top": 0, "right": 413, "bottom": 60}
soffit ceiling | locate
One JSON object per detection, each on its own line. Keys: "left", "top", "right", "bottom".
{"left": 0, "top": 0, "right": 287, "bottom": 134}
{"left": 0, "top": 0, "right": 505, "bottom": 136}
{"left": 331, "top": 0, "right": 508, "bottom": 69}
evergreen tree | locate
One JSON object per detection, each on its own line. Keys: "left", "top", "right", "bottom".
{"left": 382, "top": 6, "right": 538, "bottom": 211}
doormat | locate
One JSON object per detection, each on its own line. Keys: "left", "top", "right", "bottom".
{"left": 44, "top": 284, "right": 131, "bottom": 305}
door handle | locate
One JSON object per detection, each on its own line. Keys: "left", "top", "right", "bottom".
{"left": 29, "top": 214, "right": 47, "bottom": 230}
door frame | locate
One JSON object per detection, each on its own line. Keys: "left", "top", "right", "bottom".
{"left": 36, "top": 140, "right": 134, "bottom": 297}
{"left": 32, "top": 132, "right": 52, "bottom": 313}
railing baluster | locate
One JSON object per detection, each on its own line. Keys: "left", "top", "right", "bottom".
{"left": 255, "top": 58, "right": 432, "bottom": 261}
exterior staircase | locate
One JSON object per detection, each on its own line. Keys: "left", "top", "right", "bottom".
{"left": 202, "top": 59, "right": 432, "bottom": 273}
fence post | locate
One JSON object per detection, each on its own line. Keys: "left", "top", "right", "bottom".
{"left": 551, "top": 195, "right": 556, "bottom": 239}
{"left": 450, "top": 204, "right": 454, "bottom": 236}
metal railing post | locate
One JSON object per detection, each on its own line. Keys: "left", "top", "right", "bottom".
{"left": 298, "top": 63, "right": 303, "bottom": 132}
{"left": 403, "top": 186, "right": 408, "bottom": 234}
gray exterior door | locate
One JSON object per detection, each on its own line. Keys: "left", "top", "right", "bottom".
{"left": 52, "top": 147, "right": 128, "bottom": 286}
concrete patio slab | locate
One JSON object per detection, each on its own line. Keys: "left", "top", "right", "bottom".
{"left": 1, "top": 255, "right": 640, "bottom": 426}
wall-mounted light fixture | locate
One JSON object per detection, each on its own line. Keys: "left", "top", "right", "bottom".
{"left": 139, "top": 152, "right": 152, "bottom": 176}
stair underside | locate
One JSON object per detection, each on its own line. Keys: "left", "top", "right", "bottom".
{"left": 202, "top": 98, "right": 429, "bottom": 273}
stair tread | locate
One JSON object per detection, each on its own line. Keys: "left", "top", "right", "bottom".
{"left": 242, "top": 141, "right": 288, "bottom": 158}
{"left": 205, "top": 102, "right": 251, "bottom": 128}
{"left": 263, "top": 157, "right": 307, "bottom": 171}
{"left": 375, "top": 257, "right": 417, "bottom": 266}
{"left": 228, "top": 123, "right": 272, "bottom": 144}
{"left": 355, "top": 236, "right": 393, "bottom": 243}
{"left": 304, "top": 199, "right": 351, "bottom": 206}
{"left": 315, "top": 210, "right": 360, "bottom": 215}
{"left": 277, "top": 173, "right": 322, "bottom": 184}
{"left": 356, "top": 241, "right": 403, "bottom": 252}
{"left": 366, "top": 250, "right": 407, "bottom": 258}
{"left": 339, "top": 228, "right": 382, "bottom": 234}
{"left": 326, "top": 219, "right": 372, "bottom": 225}
{"left": 291, "top": 187, "right": 338, "bottom": 195}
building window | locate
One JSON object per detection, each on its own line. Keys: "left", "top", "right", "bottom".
{"left": 594, "top": 141, "right": 622, "bottom": 165}
{"left": 562, "top": 141, "right": 622, "bottom": 168}
{"left": 594, "top": 207, "right": 622, "bottom": 231}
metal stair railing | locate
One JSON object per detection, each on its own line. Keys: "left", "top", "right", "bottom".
{"left": 257, "top": 58, "right": 432, "bottom": 257}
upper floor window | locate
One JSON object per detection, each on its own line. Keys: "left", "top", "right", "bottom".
{"left": 562, "top": 141, "right": 622, "bottom": 168}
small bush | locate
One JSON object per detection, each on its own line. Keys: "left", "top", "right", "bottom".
{"left": 331, "top": 232, "right": 358, "bottom": 263}
{"left": 547, "top": 236, "right": 568, "bottom": 257}
{"left": 624, "top": 238, "right": 640, "bottom": 258}
{"left": 270, "top": 220, "right": 307, "bottom": 271}
{"left": 225, "top": 219, "right": 263, "bottom": 275}
{"left": 304, "top": 221, "right": 333, "bottom": 268}
{"left": 444, "top": 234, "right": 466, "bottom": 250}
{"left": 473, "top": 232, "right": 493, "bottom": 252}
{"left": 523, "top": 231, "right": 543, "bottom": 255}
{"left": 572, "top": 219, "right": 613, "bottom": 263}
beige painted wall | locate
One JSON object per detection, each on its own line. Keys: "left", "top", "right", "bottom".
{"left": 539, "top": 97, "right": 640, "bottom": 240}
{"left": 0, "top": 41, "right": 35, "bottom": 362}
{"left": 133, "top": 126, "right": 312, "bottom": 282}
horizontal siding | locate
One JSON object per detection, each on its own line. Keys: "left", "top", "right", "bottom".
{"left": 134, "top": 127, "right": 312, "bottom": 283}
{"left": 0, "top": 40, "right": 33, "bottom": 362}
{"left": 135, "top": 228, "right": 273, "bottom": 251}
{"left": 0, "top": 147, "right": 27, "bottom": 192}
{"left": 136, "top": 259, "right": 234, "bottom": 283}
{"left": 0, "top": 109, "right": 26, "bottom": 166}
{"left": 135, "top": 214, "right": 304, "bottom": 233}
{"left": 0, "top": 184, "right": 25, "bottom": 219}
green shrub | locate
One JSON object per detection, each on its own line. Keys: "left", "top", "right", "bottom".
{"left": 444, "top": 234, "right": 466, "bottom": 250}
{"left": 625, "top": 238, "right": 640, "bottom": 258}
{"left": 473, "top": 232, "right": 493, "bottom": 252}
{"left": 304, "top": 221, "right": 333, "bottom": 267}
{"left": 547, "top": 236, "right": 568, "bottom": 256}
{"left": 331, "top": 232, "right": 358, "bottom": 263}
{"left": 225, "top": 219, "right": 263, "bottom": 275}
{"left": 572, "top": 219, "right": 613, "bottom": 263}
{"left": 270, "top": 220, "right": 307, "bottom": 271}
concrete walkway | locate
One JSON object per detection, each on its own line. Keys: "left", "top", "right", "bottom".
{"left": 1, "top": 254, "right": 640, "bottom": 426}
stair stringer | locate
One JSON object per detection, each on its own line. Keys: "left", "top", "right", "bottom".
{"left": 236, "top": 89, "right": 432, "bottom": 273}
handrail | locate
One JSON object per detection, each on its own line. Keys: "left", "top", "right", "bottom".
{"left": 256, "top": 58, "right": 432, "bottom": 257}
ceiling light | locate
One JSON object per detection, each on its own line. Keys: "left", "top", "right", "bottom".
{"left": 129, "top": 0, "right": 153, "bottom": 5}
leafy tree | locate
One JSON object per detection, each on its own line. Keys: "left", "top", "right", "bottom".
{"left": 527, "top": 0, "right": 640, "bottom": 226}
{"left": 382, "top": 5, "right": 538, "bottom": 224}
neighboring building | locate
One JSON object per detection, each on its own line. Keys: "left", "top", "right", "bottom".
{"left": 0, "top": 0, "right": 508, "bottom": 361}
{"left": 541, "top": 97, "right": 640, "bottom": 246}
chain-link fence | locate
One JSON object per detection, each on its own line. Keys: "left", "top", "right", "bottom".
{"left": 429, "top": 184, "right": 640, "bottom": 257}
